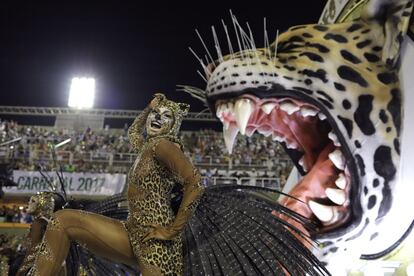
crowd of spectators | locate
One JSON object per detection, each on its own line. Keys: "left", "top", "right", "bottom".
{"left": 0, "top": 233, "right": 26, "bottom": 275}
{"left": 0, "top": 204, "right": 30, "bottom": 274}
{"left": 0, "top": 119, "right": 293, "bottom": 182}
{"left": 1, "top": 119, "right": 132, "bottom": 169}
{"left": 0, "top": 205, "right": 32, "bottom": 224}
{"left": 182, "top": 129, "right": 287, "bottom": 166}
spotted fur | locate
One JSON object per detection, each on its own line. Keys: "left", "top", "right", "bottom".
{"left": 185, "top": 0, "right": 413, "bottom": 268}
{"left": 124, "top": 138, "right": 183, "bottom": 275}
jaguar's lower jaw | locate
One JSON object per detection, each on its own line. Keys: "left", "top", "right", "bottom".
{"left": 280, "top": 141, "right": 351, "bottom": 235}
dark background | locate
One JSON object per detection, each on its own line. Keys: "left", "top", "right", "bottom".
{"left": 0, "top": 1, "right": 326, "bottom": 113}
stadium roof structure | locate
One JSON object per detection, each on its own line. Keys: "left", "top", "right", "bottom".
{"left": 0, "top": 105, "right": 215, "bottom": 122}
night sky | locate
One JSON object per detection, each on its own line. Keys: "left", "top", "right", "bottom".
{"left": 0, "top": 1, "right": 326, "bottom": 113}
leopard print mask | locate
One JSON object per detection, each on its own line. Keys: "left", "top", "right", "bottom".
{"left": 147, "top": 94, "right": 190, "bottom": 140}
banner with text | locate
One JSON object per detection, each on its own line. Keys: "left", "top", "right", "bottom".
{"left": 3, "top": 170, "right": 126, "bottom": 196}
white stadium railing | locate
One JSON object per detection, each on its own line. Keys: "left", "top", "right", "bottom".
{"left": 1, "top": 149, "right": 292, "bottom": 171}
{"left": 201, "top": 177, "right": 281, "bottom": 190}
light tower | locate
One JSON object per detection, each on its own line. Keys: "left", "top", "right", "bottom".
{"left": 68, "top": 77, "right": 95, "bottom": 109}
{"left": 55, "top": 77, "right": 103, "bottom": 129}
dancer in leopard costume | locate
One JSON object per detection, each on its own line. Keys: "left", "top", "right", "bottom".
{"left": 30, "top": 94, "right": 205, "bottom": 275}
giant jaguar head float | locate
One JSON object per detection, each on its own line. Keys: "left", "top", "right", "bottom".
{"left": 181, "top": 0, "right": 414, "bottom": 271}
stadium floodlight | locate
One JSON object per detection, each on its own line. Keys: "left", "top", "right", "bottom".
{"left": 68, "top": 77, "right": 95, "bottom": 108}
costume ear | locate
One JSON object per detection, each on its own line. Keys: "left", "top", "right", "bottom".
{"left": 150, "top": 93, "right": 166, "bottom": 109}
{"left": 178, "top": 103, "right": 190, "bottom": 115}
{"left": 153, "top": 93, "right": 166, "bottom": 101}
{"left": 362, "top": 0, "right": 413, "bottom": 68}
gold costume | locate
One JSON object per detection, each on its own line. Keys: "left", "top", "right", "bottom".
{"left": 17, "top": 192, "right": 55, "bottom": 276}
{"left": 30, "top": 94, "right": 204, "bottom": 276}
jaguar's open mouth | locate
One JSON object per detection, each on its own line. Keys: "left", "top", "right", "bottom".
{"left": 213, "top": 92, "right": 358, "bottom": 238}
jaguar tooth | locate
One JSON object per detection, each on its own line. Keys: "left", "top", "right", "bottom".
{"left": 224, "top": 103, "right": 231, "bottom": 114}
{"left": 227, "top": 102, "right": 234, "bottom": 112}
{"left": 257, "top": 128, "right": 272, "bottom": 137}
{"left": 261, "top": 102, "right": 277, "bottom": 114}
{"left": 234, "top": 98, "right": 254, "bottom": 135}
{"left": 318, "top": 112, "right": 327, "bottom": 120}
{"left": 226, "top": 102, "right": 235, "bottom": 117}
{"left": 300, "top": 106, "right": 318, "bottom": 117}
{"left": 245, "top": 127, "right": 256, "bottom": 137}
{"left": 326, "top": 188, "right": 346, "bottom": 205}
{"left": 286, "top": 141, "right": 298, "bottom": 149}
{"left": 328, "top": 131, "right": 341, "bottom": 147}
{"left": 272, "top": 134, "right": 285, "bottom": 142}
{"left": 216, "top": 103, "right": 226, "bottom": 118}
{"left": 298, "top": 156, "right": 308, "bottom": 172}
{"left": 223, "top": 120, "right": 230, "bottom": 130}
{"left": 308, "top": 200, "right": 334, "bottom": 222}
{"left": 335, "top": 173, "right": 347, "bottom": 189}
{"left": 280, "top": 101, "right": 300, "bottom": 115}
{"left": 223, "top": 124, "right": 239, "bottom": 154}
{"left": 329, "top": 149, "right": 345, "bottom": 170}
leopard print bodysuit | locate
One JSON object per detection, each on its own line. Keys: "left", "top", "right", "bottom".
{"left": 124, "top": 136, "right": 203, "bottom": 275}
{"left": 28, "top": 96, "right": 203, "bottom": 276}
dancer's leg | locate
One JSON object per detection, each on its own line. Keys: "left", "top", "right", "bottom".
{"left": 34, "top": 209, "right": 136, "bottom": 276}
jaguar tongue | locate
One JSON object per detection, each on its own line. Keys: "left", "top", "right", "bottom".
{"left": 277, "top": 142, "right": 347, "bottom": 243}
{"left": 282, "top": 143, "right": 337, "bottom": 208}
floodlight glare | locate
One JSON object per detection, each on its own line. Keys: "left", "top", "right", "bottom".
{"left": 68, "top": 77, "right": 95, "bottom": 108}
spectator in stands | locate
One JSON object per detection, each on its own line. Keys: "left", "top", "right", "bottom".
{"left": 5, "top": 206, "right": 15, "bottom": 222}
{"left": 0, "top": 205, "right": 6, "bottom": 222}
{"left": 11, "top": 205, "right": 20, "bottom": 223}
{"left": 20, "top": 208, "right": 32, "bottom": 224}
{"left": 249, "top": 169, "right": 258, "bottom": 186}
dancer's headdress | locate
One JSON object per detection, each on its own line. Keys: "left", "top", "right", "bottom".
{"left": 148, "top": 93, "right": 190, "bottom": 138}
{"left": 29, "top": 192, "right": 55, "bottom": 219}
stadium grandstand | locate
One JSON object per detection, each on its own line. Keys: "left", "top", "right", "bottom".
{"left": 0, "top": 105, "right": 293, "bottom": 218}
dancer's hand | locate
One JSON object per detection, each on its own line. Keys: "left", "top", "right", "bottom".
{"left": 142, "top": 224, "right": 178, "bottom": 242}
